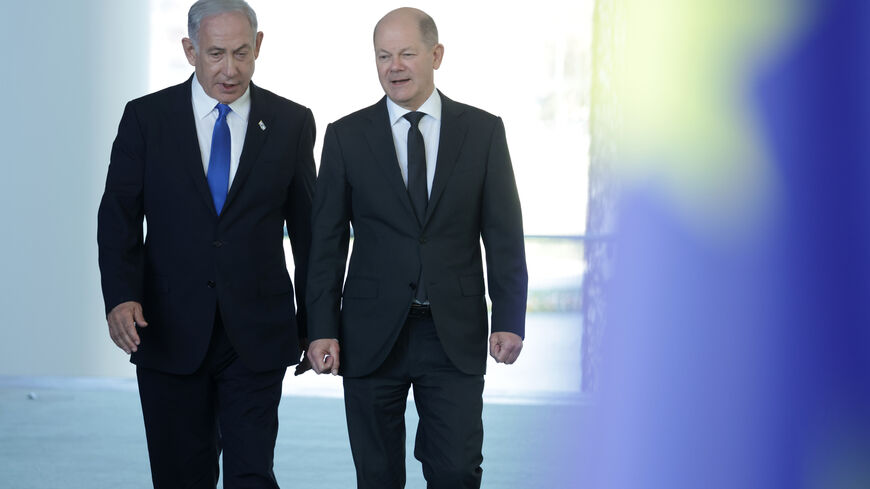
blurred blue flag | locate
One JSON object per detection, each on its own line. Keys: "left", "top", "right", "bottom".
{"left": 554, "top": 1, "right": 870, "bottom": 487}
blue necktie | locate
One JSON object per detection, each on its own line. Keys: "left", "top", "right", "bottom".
{"left": 207, "top": 103, "right": 231, "bottom": 215}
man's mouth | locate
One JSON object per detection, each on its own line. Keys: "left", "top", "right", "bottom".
{"left": 219, "top": 83, "right": 238, "bottom": 90}
{"left": 390, "top": 78, "right": 410, "bottom": 87}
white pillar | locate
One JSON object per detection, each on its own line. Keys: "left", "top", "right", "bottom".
{"left": 0, "top": 1, "right": 150, "bottom": 377}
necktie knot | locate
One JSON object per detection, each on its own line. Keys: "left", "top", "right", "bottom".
{"left": 216, "top": 103, "right": 231, "bottom": 120}
{"left": 403, "top": 111, "right": 425, "bottom": 128}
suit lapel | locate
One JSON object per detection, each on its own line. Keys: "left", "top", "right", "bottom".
{"left": 426, "top": 92, "right": 467, "bottom": 224}
{"left": 172, "top": 76, "right": 217, "bottom": 216}
{"left": 364, "top": 98, "right": 418, "bottom": 224}
{"left": 224, "top": 82, "right": 270, "bottom": 212}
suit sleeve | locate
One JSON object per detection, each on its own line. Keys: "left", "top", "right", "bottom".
{"left": 285, "top": 107, "right": 317, "bottom": 339}
{"left": 97, "top": 102, "right": 146, "bottom": 315}
{"left": 480, "top": 117, "right": 528, "bottom": 338}
{"left": 305, "top": 123, "right": 352, "bottom": 341}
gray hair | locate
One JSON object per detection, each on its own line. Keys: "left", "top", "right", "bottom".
{"left": 374, "top": 8, "right": 439, "bottom": 48}
{"left": 188, "top": 0, "right": 258, "bottom": 51}
{"left": 418, "top": 11, "right": 438, "bottom": 47}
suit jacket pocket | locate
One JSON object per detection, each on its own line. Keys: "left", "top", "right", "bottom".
{"left": 259, "top": 158, "right": 288, "bottom": 167}
{"left": 343, "top": 277, "right": 378, "bottom": 299}
{"left": 259, "top": 274, "right": 292, "bottom": 296}
{"left": 459, "top": 274, "right": 485, "bottom": 296}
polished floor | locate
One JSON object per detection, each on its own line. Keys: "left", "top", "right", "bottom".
{"left": 0, "top": 376, "right": 586, "bottom": 488}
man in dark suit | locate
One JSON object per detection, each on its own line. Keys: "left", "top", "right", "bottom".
{"left": 306, "top": 7, "right": 527, "bottom": 488}
{"left": 97, "top": 1, "right": 315, "bottom": 487}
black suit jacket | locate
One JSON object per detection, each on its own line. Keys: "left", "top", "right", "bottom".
{"left": 98, "top": 76, "right": 316, "bottom": 374}
{"left": 307, "top": 92, "right": 527, "bottom": 377}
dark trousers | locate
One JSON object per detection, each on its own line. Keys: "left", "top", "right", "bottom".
{"left": 343, "top": 314, "right": 485, "bottom": 489}
{"left": 136, "top": 313, "right": 285, "bottom": 489}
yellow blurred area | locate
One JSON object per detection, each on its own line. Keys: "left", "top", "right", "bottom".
{"left": 613, "top": 0, "right": 808, "bottom": 236}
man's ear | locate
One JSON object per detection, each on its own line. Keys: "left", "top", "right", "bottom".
{"left": 182, "top": 38, "right": 197, "bottom": 66}
{"left": 253, "top": 31, "right": 264, "bottom": 59}
{"left": 433, "top": 43, "right": 444, "bottom": 70}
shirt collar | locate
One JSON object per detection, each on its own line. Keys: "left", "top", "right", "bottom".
{"left": 387, "top": 88, "right": 442, "bottom": 126}
{"left": 191, "top": 74, "right": 252, "bottom": 121}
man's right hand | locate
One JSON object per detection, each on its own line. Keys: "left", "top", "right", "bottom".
{"left": 307, "top": 339, "right": 340, "bottom": 375}
{"left": 107, "top": 301, "right": 148, "bottom": 354}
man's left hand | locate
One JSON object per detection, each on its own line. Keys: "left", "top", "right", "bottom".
{"left": 489, "top": 332, "right": 523, "bottom": 364}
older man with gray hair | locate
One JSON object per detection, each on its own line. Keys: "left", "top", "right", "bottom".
{"left": 97, "top": 0, "right": 315, "bottom": 487}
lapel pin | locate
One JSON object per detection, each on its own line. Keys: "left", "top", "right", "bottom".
{"left": 258, "top": 120, "right": 266, "bottom": 131}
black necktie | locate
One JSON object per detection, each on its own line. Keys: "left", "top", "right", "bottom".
{"left": 403, "top": 111, "right": 428, "bottom": 302}
{"left": 404, "top": 111, "right": 428, "bottom": 224}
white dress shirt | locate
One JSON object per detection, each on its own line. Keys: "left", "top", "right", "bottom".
{"left": 191, "top": 75, "right": 251, "bottom": 187}
{"left": 386, "top": 89, "right": 442, "bottom": 196}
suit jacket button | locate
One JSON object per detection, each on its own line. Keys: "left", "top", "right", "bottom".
{"left": 419, "top": 237, "right": 427, "bottom": 244}
{"left": 409, "top": 282, "right": 416, "bottom": 290}
{"left": 207, "top": 280, "right": 216, "bottom": 288}
{"left": 212, "top": 240, "right": 223, "bottom": 248}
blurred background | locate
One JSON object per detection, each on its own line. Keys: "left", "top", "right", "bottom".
{"left": 568, "top": 0, "right": 870, "bottom": 488}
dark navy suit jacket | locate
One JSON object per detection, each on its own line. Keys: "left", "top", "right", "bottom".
{"left": 98, "top": 76, "right": 316, "bottom": 374}
{"left": 306, "top": 92, "right": 527, "bottom": 377}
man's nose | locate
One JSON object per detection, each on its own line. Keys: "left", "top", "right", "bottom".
{"left": 223, "top": 56, "right": 238, "bottom": 76}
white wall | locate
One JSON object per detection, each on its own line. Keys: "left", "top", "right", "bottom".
{"left": 0, "top": 2, "right": 149, "bottom": 377}
{"left": 0, "top": 0, "right": 590, "bottom": 382}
